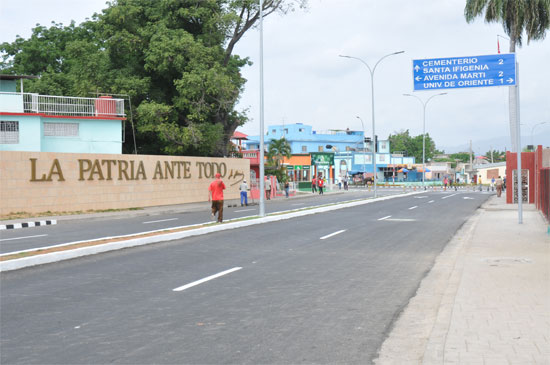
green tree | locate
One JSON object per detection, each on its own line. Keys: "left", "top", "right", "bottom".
{"left": 266, "top": 137, "right": 291, "bottom": 182}
{"left": 1, "top": 0, "right": 307, "bottom": 156}
{"left": 388, "top": 130, "right": 436, "bottom": 163}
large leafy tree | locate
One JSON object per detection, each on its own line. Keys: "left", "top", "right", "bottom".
{"left": 388, "top": 130, "right": 436, "bottom": 163}
{"left": 1, "top": 0, "right": 306, "bottom": 156}
{"left": 464, "top": 0, "right": 550, "bottom": 152}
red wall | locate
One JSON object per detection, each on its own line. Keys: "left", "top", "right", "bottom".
{"left": 506, "top": 151, "right": 535, "bottom": 204}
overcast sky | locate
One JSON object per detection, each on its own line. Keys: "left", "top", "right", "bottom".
{"left": 2, "top": 0, "right": 549, "bottom": 152}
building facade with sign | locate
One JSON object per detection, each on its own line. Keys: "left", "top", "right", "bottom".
{"left": 0, "top": 75, "right": 126, "bottom": 154}
{"left": 240, "top": 123, "right": 416, "bottom": 184}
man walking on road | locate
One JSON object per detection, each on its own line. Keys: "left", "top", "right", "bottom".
{"left": 239, "top": 179, "right": 248, "bottom": 206}
{"left": 208, "top": 173, "right": 226, "bottom": 223}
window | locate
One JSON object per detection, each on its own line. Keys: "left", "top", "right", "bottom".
{"left": 284, "top": 128, "right": 288, "bottom": 134}
{"left": 381, "top": 142, "right": 387, "bottom": 150}
{"left": 302, "top": 146, "right": 307, "bottom": 152}
{"left": 379, "top": 155, "right": 386, "bottom": 162}
{"left": 299, "top": 128, "right": 304, "bottom": 132}
{"left": 318, "top": 146, "right": 323, "bottom": 152}
{"left": 272, "top": 129, "right": 277, "bottom": 134}
{"left": 44, "top": 122, "right": 79, "bottom": 137}
{"left": 0, "top": 121, "right": 19, "bottom": 144}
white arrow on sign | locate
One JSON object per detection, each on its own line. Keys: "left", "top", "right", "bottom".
{"left": 507, "top": 78, "right": 514, "bottom": 83}
{"left": 414, "top": 65, "right": 420, "bottom": 72}
{"left": 415, "top": 76, "right": 421, "bottom": 81}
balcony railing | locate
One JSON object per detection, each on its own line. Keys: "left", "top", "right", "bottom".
{"left": 0, "top": 92, "right": 125, "bottom": 118}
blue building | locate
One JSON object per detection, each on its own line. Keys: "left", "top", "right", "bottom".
{"left": 245, "top": 123, "right": 365, "bottom": 154}
{"left": 242, "top": 123, "right": 415, "bottom": 183}
{"left": 0, "top": 75, "right": 125, "bottom": 154}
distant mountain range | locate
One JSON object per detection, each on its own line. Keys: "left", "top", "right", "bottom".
{"left": 440, "top": 130, "right": 550, "bottom": 154}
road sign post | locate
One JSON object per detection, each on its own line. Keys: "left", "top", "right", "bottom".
{"left": 411, "top": 53, "right": 521, "bottom": 224}
{"left": 412, "top": 54, "right": 516, "bottom": 91}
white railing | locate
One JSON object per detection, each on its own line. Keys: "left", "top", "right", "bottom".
{"left": 0, "top": 92, "right": 125, "bottom": 117}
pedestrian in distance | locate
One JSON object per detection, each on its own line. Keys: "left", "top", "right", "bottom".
{"left": 443, "top": 177, "right": 448, "bottom": 191}
{"left": 265, "top": 176, "right": 272, "bottom": 200}
{"left": 318, "top": 176, "right": 324, "bottom": 195}
{"left": 284, "top": 181, "right": 290, "bottom": 198}
{"left": 311, "top": 176, "right": 317, "bottom": 193}
{"left": 495, "top": 176, "right": 504, "bottom": 197}
{"left": 208, "top": 172, "right": 226, "bottom": 223}
{"left": 343, "top": 177, "right": 348, "bottom": 191}
{"left": 491, "top": 177, "right": 495, "bottom": 192}
{"left": 239, "top": 179, "right": 248, "bottom": 206}
{"left": 503, "top": 176, "right": 507, "bottom": 191}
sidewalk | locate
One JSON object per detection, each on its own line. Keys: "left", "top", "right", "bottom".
{"left": 375, "top": 195, "right": 550, "bottom": 364}
{"left": 0, "top": 190, "right": 339, "bottom": 227}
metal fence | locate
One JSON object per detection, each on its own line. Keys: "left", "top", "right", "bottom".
{"left": 19, "top": 93, "right": 125, "bottom": 117}
{"left": 540, "top": 168, "right": 550, "bottom": 222}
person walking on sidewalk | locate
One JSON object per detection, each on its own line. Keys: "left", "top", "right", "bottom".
{"left": 311, "top": 176, "right": 317, "bottom": 193}
{"left": 495, "top": 176, "right": 503, "bottom": 197}
{"left": 318, "top": 176, "right": 324, "bottom": 195}
{"left": 265, "top": 176, "right": 272, "bottom": 200}
{"left": 239, "top": 179, "right": 248, "bottom": 206}
{"left": 284, "top": 181, "right": 290, "bottom": 198}
{"left": 208, "top": 173, "right": 226, "bottom": 223}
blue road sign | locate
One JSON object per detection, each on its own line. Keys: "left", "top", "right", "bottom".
{"left": 413, "top": 54, "right": 516, "bottom": 91}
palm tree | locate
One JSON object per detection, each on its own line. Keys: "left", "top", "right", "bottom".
{"left": 267, "top": 137, "right": 292, "bottom": 168}
{"left": 464, "top": 0, "right": 550, "bottom": 152}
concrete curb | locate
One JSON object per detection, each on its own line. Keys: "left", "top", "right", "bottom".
{"left": 0, "top": 220, "right": 57, "bottom": 230}
{"left": 0, "top": 191, "right": 423, "bottom": 272}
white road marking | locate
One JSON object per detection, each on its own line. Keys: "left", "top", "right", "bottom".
{"left": 320, "top": 229, "right": 346, "bottom": 240}
{"left": 442, "top": 193, "right": 458, "bottom": 199}
{"left": 386, "top": 218, "right": 416, "bottom": 222}
{"left": 143, "top": 218, "right": 178, "bottom": 224}
{"left": 378, "top": 215, "right": 392, "bottom": 221}
{"left": 408, "top": 206, "right": 418, "bottom": 210}
{"left": 173, "top": 267, "right": 242, "bottom": 292}
{"left": 463, "top": 197, "right": 474, "bottom": 200}
{"left": 291, "top": 203, "right": 305, "bottom": 206}
{"left": 414, "top": 196, "right": 428, "bottom": 199}
{"left": 428, "top": 200, "right": 435, "bottom": 203}
{"left": 0, "top": 234, "right": 48, "bottom": 242}
{"left": 234, "top": 209, "right": 255, "bottom": 212}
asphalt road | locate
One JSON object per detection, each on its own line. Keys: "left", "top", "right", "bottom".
{"left": 0, "top": 190, "right": 491, "bottom": 364}
{"left": 0, "top": 189, "right": 405, "bottom": 254}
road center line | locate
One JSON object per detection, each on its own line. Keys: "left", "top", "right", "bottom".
{"left": 291, "top": 203, "right": 305, "bottom": 206}
{"left": 143, "top": 218, "right": 178, "bottom": 224}
{"left": 442, "top": 193, "right": 458, "bottom": 199}
{"left": 428, "top": 200, "right": 435, "bottom": 203}
{"left": 408, "top": 206, "right": 418, "bottom": 210}
{"left": 0, "top": 234, "right": 48, "bottom": 242}
{"left": 234, "top": 209, "right": 255, "bottom": 212}
{"left": 378, "top": 215, "right": 392, "bottom": 221}
{"left": 320, "top": 229, "right": 346, "bottom": 240}
{"left": 173, "top": 267, "right": 242, "bottom": 292}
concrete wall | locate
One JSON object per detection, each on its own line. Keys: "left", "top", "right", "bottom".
{"left": 0, "top": 151, "right": 250, "bottom": 216}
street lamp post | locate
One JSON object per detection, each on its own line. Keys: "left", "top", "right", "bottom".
{"left": 356, "top": 116, "right": 367, "bottom": 188}
{"left": 531, "top": 122, "right": 548, "bottom": 147}
{"left": 340, "top": 51, "right": 404, "bottom": 198}
{"left": 403, "top": 92, "right": 446, "bottom": 190}
{"left": 258, "top": 0, "right": 266, "bottom": 217}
